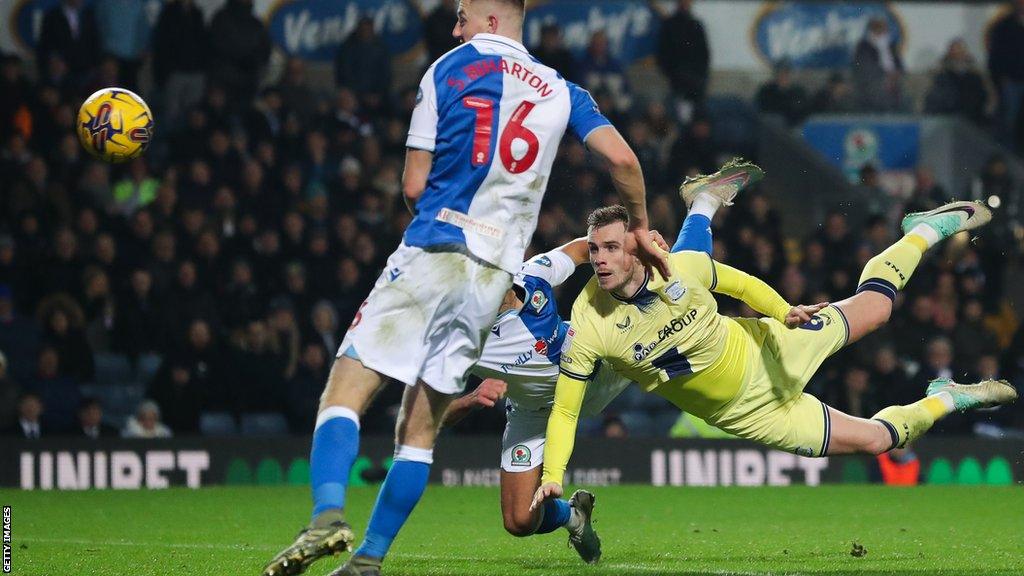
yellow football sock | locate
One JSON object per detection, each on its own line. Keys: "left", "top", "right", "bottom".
{"left": 872, "top": 397, "right": 952, "bottom": 450}
{"left": 856, "top": 235, "right": 927, "bottom": 299}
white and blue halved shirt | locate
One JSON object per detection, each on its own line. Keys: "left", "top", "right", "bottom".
{"left": 405, "top": 33, "right": 611, "bottom": 274}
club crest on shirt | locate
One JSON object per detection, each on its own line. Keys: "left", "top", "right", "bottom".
{"left": 616, "top": 315, "right": 632, "bottom": 332}
{"left": 530, "top": 290, "right": 548, "bottom": 311}
{"left": 533, "top": 255, "right": 552, "bottom": 267}
{"left": 665, "top": 281, "right": 686, "bottom": 302}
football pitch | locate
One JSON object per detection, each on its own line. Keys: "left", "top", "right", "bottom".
{"left": 3, "top": 485, "right": 1022, "bottom": 575}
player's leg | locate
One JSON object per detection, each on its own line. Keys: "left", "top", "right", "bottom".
{"left": 335, "top": 381, "right": 455, "bottom": 576}
{"left": 263, "top": 354, "right": 385, "bottom": 576}
{"left": 834, "top": 201, "right": 991, "bottom": 344}
{"left": 827, "top": 377, "right": 1017, "bottom": 454}
{"left": 497, "top": 410, "right": 598, "bottom": 563}
{"left": 673, "top": 158, "right": 764, "bottom": 255}
{"left": 501, "top": 468, "right": 545, "bottom": 536}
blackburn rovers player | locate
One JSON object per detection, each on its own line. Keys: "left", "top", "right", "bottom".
{"left": 435, "top": 160, "right": 763, "bottom": 565}
{"left": 263, "top": 1, "right": 669, "bottom": 575}
{"left": 533, "top": 199, "right": 1018, "bottom": 511}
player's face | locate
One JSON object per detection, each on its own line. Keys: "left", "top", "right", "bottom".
{"left": 453, "top": 0, "right": 490, "bottom": 43}
{"left": 588, "top": 222, "right": 640, "bottom": 293}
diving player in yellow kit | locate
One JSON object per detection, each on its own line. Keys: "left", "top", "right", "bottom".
{"left": 532, "top": 201, "right": 1018, "bottom": 508}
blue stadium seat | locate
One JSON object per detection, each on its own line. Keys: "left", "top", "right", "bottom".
{"left": 200, "top": 412, "right": 239, "bottom": 436}
{"left": 135, "top": 353, "right": 163, "bottom": 384}
{"left": 240, "top": 413, "right": 289, "bottom": 436}
{"left": 94, "top": 353, "right": 134, "bottom": 386}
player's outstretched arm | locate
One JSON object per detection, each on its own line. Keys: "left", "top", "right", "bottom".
{"left": 402, "top": 148, "right": 433, "bottom": 215}
{"left": 711, "top": 258, "right": 828, "bottom": 327}
{"left": 531, "top": 372, "right": 588, "bottom": 510}
{"left": 441, "top": 378, "right": 507, "bottom": 427}
{"left": 584, "top": 127, "right": 670, "bottom": 279}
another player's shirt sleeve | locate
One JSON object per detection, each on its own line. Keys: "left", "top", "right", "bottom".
{"left": 407, "top": 66, "right": 440, "bottom": 152}
{"left": 514, "top": 249, "right": 577, "bottom": 289}
{"left": 558, "top": 296, "right": 603, "bottom": 381}
{"left": 566, "top": 82, "right": 612, "bottom": 143}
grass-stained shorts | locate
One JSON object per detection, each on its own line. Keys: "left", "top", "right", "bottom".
{"left": 709, "top": 307, "right": 850, "bottom": 457}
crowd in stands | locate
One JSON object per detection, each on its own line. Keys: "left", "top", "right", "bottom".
{"left": 0, "top": 0, "right": 1021, "bottom": 440}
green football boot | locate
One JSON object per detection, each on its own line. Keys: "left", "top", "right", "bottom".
{"left": 329, "top": 554, "right": 382, "bottom": 576}
{"left": 567, "top": 489, "right": 602, "bottom": 565}
{"left": 263, "top": 520, "right": 355, "bottom": 576}
{"left": 900, "top": 200, "right": 992, "bottom": 241}
{"left": 926, "top": 378, "right": 1018, "bottom": 412}
{"left": 678, "top": 157, "right": 764, "bottom": 209}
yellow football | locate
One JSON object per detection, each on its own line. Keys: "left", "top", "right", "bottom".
{"left": 77, "top": 87, "right": 154, "bottom": 163}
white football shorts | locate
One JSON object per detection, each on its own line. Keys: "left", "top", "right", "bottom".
{"left": 339, "top": 242, "right": 512, "bottom": 395}
{"left": 501, "top": 367, "right": 633, "bottom": 472}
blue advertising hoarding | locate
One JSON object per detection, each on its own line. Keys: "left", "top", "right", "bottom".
{"left": 753, "top": 2, "right": 904, "bottom": 69}
{"left": 803, "top": 120, "right": 921, "bottom": 183}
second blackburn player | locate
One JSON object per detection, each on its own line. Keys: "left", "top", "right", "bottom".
{"left": 430, "top": 161, "right": 764, "bottom": 565}
{"left": 533, "top": 198, "right": 1018, "bottom": 511}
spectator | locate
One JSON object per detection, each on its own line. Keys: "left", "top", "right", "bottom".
{"left": 925, "top": 39, "right": 989, "bottom": 125}
{"left": 111, "top": 159, "right": 158, "bottom": 217}
{"left": 853, "top": 164, "right": 895, "bottom": 223}
{"left": 334, "top": 17, "right": 392, "bottom": 112}
{"left": 276, "top": 58, "right": 317, "bottom": 125}
{"left": 35, "top": 0, "right": 99, "bottom": 87}
{"left": 904, "top": 167, "right": 947, "bottom": 214}
{"left": 232, "top": 320, "right": 285, "bottom": 412}
{"left": 148, "top": 360, "right": 203, "bottom": 435}
{"left": 93, "top": 0, "right": 151, "bottom": 89}
{"left": 953, "top": 299, "right": 999, "bottom": 368}
{"left": 811, "top": 72, "right": 854, "bottom": 114}
{"left": 39, "top": 298, "right": 94, "bottom": 382}
{"left": 830, "top": 367, "right": 880, "bottom": 419}
{"left": 309, "top": 300, "right": 340, "bottom": 356}
{"left": 75, "top": 397, "right": 118, "bottom": 438}
{"left": 871, "top": 346, "right": 915, "bottom": 407}
{"left": 3, "top": 392, "right": 45, "bottom": 439}
{"left": 987, "top": 0, "right": 1024, "bottom": 150}
{"left": 286, "top": 341, "right": 329, "bottom": 433}
{"left": 532, "top": 24, "right": 576, "bottom": 83}
{"left": 601, "top": 415, "right": 628, "bottom": 438}
{"left": 755, "top": 61, "right": 809, "bottom": 126}
{"left": 115, "top": 268, "right": 164, "bottom": 357}
{"left": 851, "top": 17, "right": 905, "bottom": 111}
{"left": 577, "top": 31, "right": 630, "bottom": 112}
{"left": 208, "top": 0, "right": 271, "bottom": 106}
{"left": 0, "top": 350, "right": 20, "bottom": 430}
{"left": 152, "top": 0, "right": 208, "bottom": 128}
{"left": 122, "top": 399, "right": 173, "bottom": 438}
{"left": 422, "top": 0, "right": 457, "bottom": 62}
{"left": 26, "top": 346, "right": 80, "bottom": 432}
{"left": 656, "top": 0, "right": 710, "bottom": 121}
{"left": 0, "top": 285, "right": 41, "bottom": 381}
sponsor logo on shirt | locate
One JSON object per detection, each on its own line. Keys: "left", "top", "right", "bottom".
{"left": 632, "top": 309, "right": 699, "bottom": 361}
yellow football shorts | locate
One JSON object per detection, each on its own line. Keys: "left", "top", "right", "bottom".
{"left": 708, "top": 306, "right": 850, "bottom": 457}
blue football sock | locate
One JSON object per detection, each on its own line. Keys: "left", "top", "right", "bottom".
{"left": 672, "top": 213, "right": 713, "bottom": 255}
{"left": 310, "top": 407, "right": 361, "bottom": 520}
{"left": 355, "top": 447, "right": 432, "bottom": 559}
{"left": 535, "top": 498, "right": 572, "bottom": 534}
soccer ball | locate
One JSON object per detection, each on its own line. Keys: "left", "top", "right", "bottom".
{"left": 76, "top": 87, "right": 154, "bottom": 163}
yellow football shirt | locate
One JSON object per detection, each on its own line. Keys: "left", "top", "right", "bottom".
{"left": 542, "top": 250, "right": 793, "bottom": 486}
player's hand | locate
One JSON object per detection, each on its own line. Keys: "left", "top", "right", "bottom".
{"left": 529, "top": 482, "right": 563, "bottom": 512}
{"left": 629, "top": 228, "right": 671, "bottom": 280}
{"left": 469, "top": 378, "right": 507, "bottom": 408}
{"left": 784, "top": 302, "right": 830, "bottom": 328}
{"left": 649, "top": 229, "right": 670, "bottom": 252}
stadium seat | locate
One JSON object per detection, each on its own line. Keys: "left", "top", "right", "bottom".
{"left": 619, "top": 410, "right": 656, "bottom": 437}
{"left": 94, "top": 353, "right": 134, "bottom": 387}
{"left": 135, "top": 353, "right": 163, "bottom": 384}
{"left": 200, "top": 412, "right": 239, "bottom": 436}
{"left": 240, "top": 413, "right": 289, "bottom": 436}
{"left": 705, "top": 95, "right": 758, "bottom": 156}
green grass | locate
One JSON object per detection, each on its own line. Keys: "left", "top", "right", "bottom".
{"left": 2, "top": 485, "right": 1022, "bottom": 575}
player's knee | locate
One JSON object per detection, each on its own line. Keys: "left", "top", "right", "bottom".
{"left": 502, "top": 511, "right": 538, "bottom": 537}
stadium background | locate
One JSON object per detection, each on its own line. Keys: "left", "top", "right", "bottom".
{"left": 1, "top": 0, "right": 1023, "bottom": 494}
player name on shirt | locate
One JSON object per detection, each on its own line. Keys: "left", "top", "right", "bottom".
{"left": 451, "top": 58, "right": 555, "bottom": 97}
